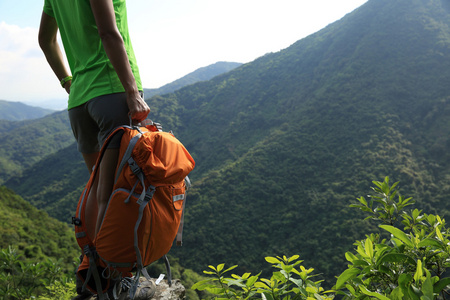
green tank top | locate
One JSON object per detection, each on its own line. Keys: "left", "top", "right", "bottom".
{"left": 43, "top": 0, "right": 142, "bottom": 109}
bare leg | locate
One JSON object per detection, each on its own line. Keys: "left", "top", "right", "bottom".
{"left": 82, "top": 152, "right": 99, "bottom": 174}
{"left": 94, "top": 148, "right": 120, "bottom": 236}
{"left": 81, "top": 152, "right": 100, "bottom": 239}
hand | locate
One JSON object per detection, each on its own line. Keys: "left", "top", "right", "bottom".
{"left": 127, "top": 92, "right": 150, "bottom": 122}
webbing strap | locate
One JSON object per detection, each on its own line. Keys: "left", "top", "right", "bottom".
{"left": 83, "top": 246, "right": 106, "bottom": 300}
{"left": 176, "top": 176, "right": 191, "bottom": 246}
{"left": 141, "top": 267, "right": 151, "bottom": 280}
{"left": 176, "top": 197, "right": 186, "bottom": 246}
{"left": 164, "top": 255, "right": 173, "bottom": 287}
{"left": 124, "top": 180, "right": 140, "bottom": 204}
{"left": 128, "top": 269, "right": 140, "bottom": 299}
{"left": 134, "top": 186, "right": 155, "bottom": 269}
{"left": 115, "top": 132, "right": 142, "bottom": 184}
{"left": 128, "top": 157, "right": 148, "bottom": 204}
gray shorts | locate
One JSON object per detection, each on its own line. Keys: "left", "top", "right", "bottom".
{"left": 68, "top": 92, "right": 141, "bottom": 153}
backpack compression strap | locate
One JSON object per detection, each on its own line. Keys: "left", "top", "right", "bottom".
{"left": 82, "top": 246, "right": 107, "bottom": 300}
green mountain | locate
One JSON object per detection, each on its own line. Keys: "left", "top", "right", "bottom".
{"left": 5, "top": 142, "right": 87, "bottom": 223}
{"left": 0, "top": 186, "right": 78, "bottom": 268}
{"left": 4, "top": 0, "right": 450, "bottom": 286}
{"left": 155, "top": 0, "right": 450, "bottom": 280}
{"left": 0, "top": 62, "right": 241, "bottom": 185}
{"left": 0, "top": 100, "right": 55, "bottom": 121}
{"left": 0, "top": 110, "right": 74, "bottom": 184}
{"left": 143, "top": 61, "right": 242, "bottom": 97}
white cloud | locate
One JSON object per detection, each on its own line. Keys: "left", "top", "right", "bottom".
{"left": 0, "top": 21, "right": 67, "bottom": 109}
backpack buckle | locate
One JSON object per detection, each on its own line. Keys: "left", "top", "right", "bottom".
{"left": 138, "top": 185, "right": 156, "bottom": 205}
{"left": 145, "top": 185, "right": 156, "bottom": 201}
{"left": 72, "top": 217, "right": 82, "bottom": 226}
{"left": 128, "top": 158, "right": 142, "bottom": 175}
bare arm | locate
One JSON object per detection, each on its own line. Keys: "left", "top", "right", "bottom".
{"left": 90, "top": 0, "right": 150, "bottom": 122}
{"left": 38, "top": 12, "right": 71, "bottom": 94}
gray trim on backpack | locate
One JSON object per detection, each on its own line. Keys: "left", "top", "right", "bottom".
{"left": 83, "top": 245, "right": 106, "bottom": 300}
{"left": 77, "top": 188, "right": 87, "bottom": 223}
{"left": 76, "top": 232, "right": 86, "bottom": 238}
{"left": 115, "top": 132, "right": 142, "bottom": 184}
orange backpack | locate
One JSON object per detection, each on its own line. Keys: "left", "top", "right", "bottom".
{"left": 72, "top": 121, "right": 195, "bottom": 299}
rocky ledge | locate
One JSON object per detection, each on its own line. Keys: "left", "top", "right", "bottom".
{"left": 81, "top": 278, "right": 185, "bottom": 300}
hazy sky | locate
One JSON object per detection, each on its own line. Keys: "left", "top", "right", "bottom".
{"left": 0, "top": 0, "right": 368, "bottom": 109}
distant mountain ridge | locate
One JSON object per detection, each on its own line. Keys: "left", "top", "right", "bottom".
{"left": 0, "top": 61, "right": 241, "bottom": 184}
{"left": 0, "top": 100, "right": 55, "bottom": 121}
{"left": 3, "top": 0, "right": 450, "bottom": 287}
{"left": 143, "top": 61, "right": 242, "bottom": 97}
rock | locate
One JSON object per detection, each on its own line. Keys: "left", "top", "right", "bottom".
{"left": 152, "top": 279, "right": 185, "bottom": 300}
{"left": 81, "top": 278, "right": 185, "bottom": 300}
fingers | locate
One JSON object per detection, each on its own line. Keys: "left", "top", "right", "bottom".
{"left": 128, "top": 97, "right": 150, "bottom": 122}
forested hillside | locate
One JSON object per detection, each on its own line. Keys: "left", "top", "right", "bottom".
{"left": 0, "top": 111, "right": 74, "bottom": 183}
{"left": 0, "top": 100, "right": 55, "bottom": 121}
{"left": 3, "top": 0, "right": 450, "bottom": 287}
{"left": 144, "top": 61, "right": 242, "bottom": 97}
{"left": 161, "top": 0, "right": 450, "bottom": 280}
{"left": 0, "top": 186, "right": 78, "bottom": 269}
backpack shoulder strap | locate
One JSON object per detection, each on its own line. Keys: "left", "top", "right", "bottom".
{"left": 176, "top": 176, "right": 192, "bottom": 246}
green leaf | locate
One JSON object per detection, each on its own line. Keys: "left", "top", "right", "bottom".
{"left": 289, "top": 277, "right": 304, "bottom": 288}
{"left": 359, "top": 285, "right": 390, "bottom": 300}
{"left": 427, "top": 214, "right": 436, "bottom": 224}
{"left": 417, "top": 238, "right": 445, "bottom": 249}
{"left": 287, "top": 254, "right": 300, "bottom": 262}
{"left": 191, "top": 279, "right": 214, "bottom": 290}
{"left": 407, "top": 285, "right": 421, "bottom": 300}
{"left": 364, "top": 238, "right": 374, "bottom": 259}
{"left": 345, "top": 252, "right": 358, "bottom": 262}
{"left": 357, "top": 196, "right": 368, "bottom": 206}
{"left": 389, "top": 287, "right": 404, "bottom": 300}
{"left": 414, "top": 260, "right": 423, "bottom": 283}
{"left": 246, "top": 275, "right": 259, "bottom": 287}
{"left": 433, "top": 277, "right": 450, "bottom": 294}
{"left": 398, "top": 273, "right": 413, "bottom": 287}
{"left": 380, "top": 225, "right": 414, "bottom": 248}
{"left": 254, "top": 282, "right": 270, "bottom": 290}
{"left": 352, "top": 259, "right": 370, "bottom": 267}
{"left": 262, "top": 292, "right": 275, "bottom": 300}
{"left": 335, "top": 268, "right": 361, "bottom": 289}
{"left": 208, "top": 288, "right": 228, "bottom": 296}
{"left": 272, "top": 271, "right": 285, "bottom": 282}
{"left": 281, "top": 264, "right": 294, "bottom": 274}
{"left": 225, "top": 278, "right": 245, "bottom": 288}
{"left": 436, "top": 227, "right": 444, "bottom": 241}
{"left": 216, "top": 263, "right": 225, "bottom": 272}
{"left": 376, "top": 253, "right": 415, "bottom": 267}
{"left": 421, "top": 271, "right": 434, "bottom": 300}
{"left": 265, "top": 256, "right": 281, "bottom": 264}
{"left": 208, "top": 265, "right": 217, "bottom": 271}
{"left": 223, "top": 265, "right": 238, "bottom": 273}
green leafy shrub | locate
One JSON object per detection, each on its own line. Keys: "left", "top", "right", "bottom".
{"left": 193, "top": 177, "right": 450, "bottom": 299}
{"left": 36, "top": 279, "right": 76, "bottom": 300}
{"left": 0, "top": 246, "right": 76, "bottom": 300}
{"left": 335, "top": 177, "right": 450, "bottom": 299}
{"left": 191, "top": 255, "right": 334, "bottom": 299}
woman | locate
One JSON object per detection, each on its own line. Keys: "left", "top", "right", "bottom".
{"left": 38, "top": 0, "right": 151, "bottom": 298}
